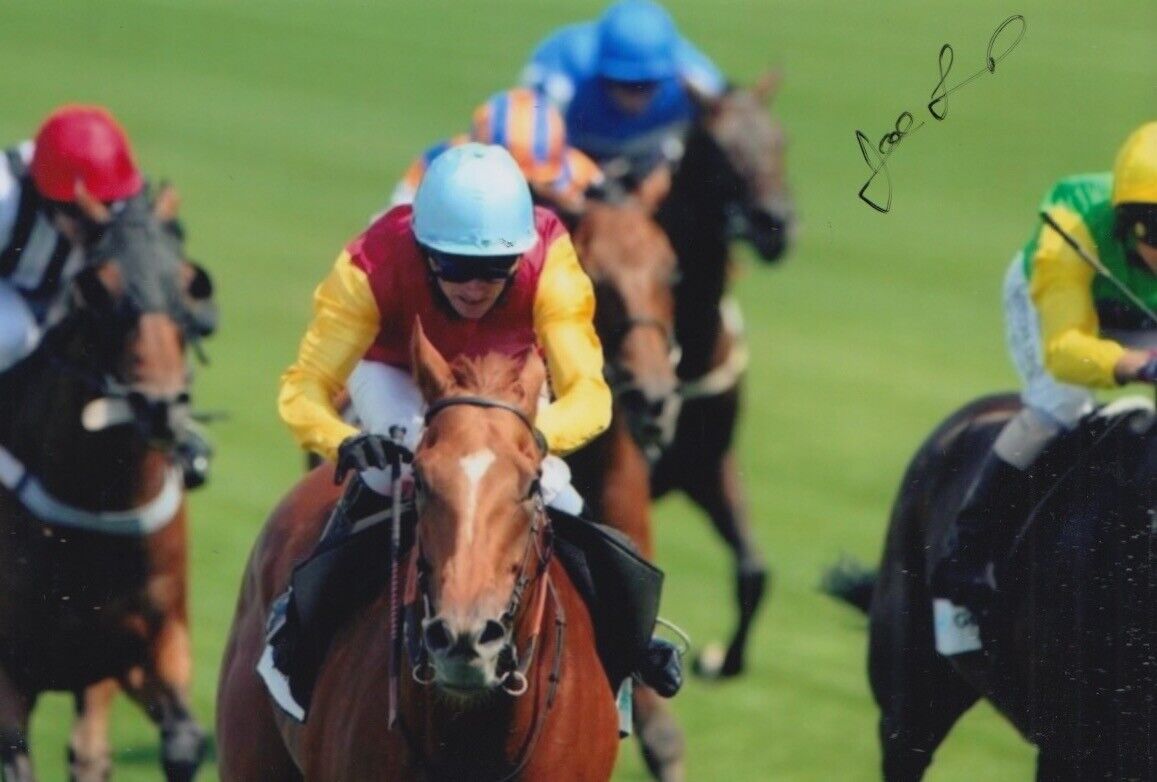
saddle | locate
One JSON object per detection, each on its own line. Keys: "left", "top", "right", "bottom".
{"left": 997, "top": 397, "right": 1156, "bottom": 568}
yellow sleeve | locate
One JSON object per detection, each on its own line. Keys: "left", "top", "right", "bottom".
{"left": 277, "top": 251, "right": 381, "bottom": 460}
{"left": 1030, "top": 207, "right": 1125, "bottom": 387}
{"left": 533, "top": 233, "right": 612, "bottom": 454}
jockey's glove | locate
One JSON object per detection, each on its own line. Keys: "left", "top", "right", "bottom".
{"left": 335, "top": 433, "right": 413, "bottom": 484}
{"left": 1136, "top": 353, "right": 1157, "bottom": 384}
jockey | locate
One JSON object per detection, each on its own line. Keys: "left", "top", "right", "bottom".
{"left": 0, "top": 105, "right": 213, "bottom": 489}
{"left": 932, "top": 121, "right": 1157, "bottom": 615}
{"left": 387, "top": 87, "right": 604, "bottom": 219}
{"left": 263, "top": 143, "right": 680, "bottom": 718}
{"left": 520, "top": 0, "right": 725, "bottom": 191}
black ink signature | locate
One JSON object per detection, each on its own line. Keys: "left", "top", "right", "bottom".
{"left": 856, "top": 14, "right": 1027, "bottom": 213}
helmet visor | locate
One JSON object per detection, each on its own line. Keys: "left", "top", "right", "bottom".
{"left": 427, "top": 250, "right": 520, "bottom": 283}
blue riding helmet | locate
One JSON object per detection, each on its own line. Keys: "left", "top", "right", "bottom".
{"left": 412, "top": 143, "right": 538, "bottom": 256}
{"left": 596, "top": 0, "right": 679, "bottom": 82}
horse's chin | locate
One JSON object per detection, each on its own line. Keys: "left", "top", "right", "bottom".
{"left": 432, "top": 661, "right": 500, "bottom": 700}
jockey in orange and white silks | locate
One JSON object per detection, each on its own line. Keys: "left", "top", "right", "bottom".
{"left": 386, "top": 88, "right": 604, "bottom": 218}
{"left": 0, "top": 105, "right": 144, "bottom": 374}
{"left": 932, "top": 121, "right": 1157, "bottom": 617}
{"left": 279, "top": 143, "right": 610, "bottom": 513}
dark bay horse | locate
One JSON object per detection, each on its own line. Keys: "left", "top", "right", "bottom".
{"left": 835, "top": 393, "right": 1157, "bottom": 780}
{"left": 217, "top": 326, "right": 619, "bottom": 780}
{"left": 0, "top": 187, "right": 211, "bottom": 781}
{"left": 566, "top": 201, "right": 685, "bottom": 781}
{"left": 653, "top": 72, "right": 795, "bottom": 678}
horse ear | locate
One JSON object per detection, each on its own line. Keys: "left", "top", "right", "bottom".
{"left": 752, "top": 68, "right": 783, "bottom": 106}
{"left": 74, "top": 182, "right": 112, "bottom": 224}
{"left": 411, "top": 317, "right": 452, "bottom": 402}
{"left": 516, "top": 349, "right": 547, "bottom": 419}
{"left": 153, "top": 182, "right": 181, "bottom": 223}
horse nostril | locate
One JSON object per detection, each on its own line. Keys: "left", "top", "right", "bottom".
{"left": 423, "top": 619, "right": 453, "bottom": 654}
{"left": 647, "top": 399, "right": 667, "bottom": 419}
{"left": 478, "top": 619, "right": 506, "bottom": 647}
{"left": 620, "top": 388, "right": 645, "bottom": 412}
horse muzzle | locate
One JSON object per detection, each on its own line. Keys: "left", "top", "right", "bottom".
{"left": 619, "top": 385, "right": 682, "bottom": 460}
{"left": 421, "top": 615, "right": 512, "bottom": 696}
{"left": 126, "top": 390, "right": 192, "bottom": 448}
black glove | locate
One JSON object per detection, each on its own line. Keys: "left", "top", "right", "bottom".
{"left": 334, "top": 433, "right": 412, "bottom": 485}
{"left": 1136, "top": 354, "right": 1157, "bottom": 384}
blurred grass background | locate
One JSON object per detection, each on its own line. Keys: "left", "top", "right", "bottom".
{"left": 0, "top": 0, "right": 1153, "bottom": 779}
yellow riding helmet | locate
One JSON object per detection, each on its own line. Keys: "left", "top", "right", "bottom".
{"left": 1112, "top": 121, "right": 1157, "bottom": 206}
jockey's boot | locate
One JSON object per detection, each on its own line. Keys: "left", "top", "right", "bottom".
{"left": 175, "top": 419, "right": 213, "bottom": 490}
{"left": 257, "top": 475, "right": 394, "bottom": 719}
{"left": 931, "top": 451, "right": 1030, "bottom": 617}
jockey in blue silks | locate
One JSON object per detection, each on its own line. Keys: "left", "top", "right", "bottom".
{"left": 520, "top": 0, "right": 725, "bottom": 190}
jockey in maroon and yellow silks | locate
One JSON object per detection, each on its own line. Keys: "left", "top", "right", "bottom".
{"left": 278, "top": 203, "right": 610, "bottom": 463}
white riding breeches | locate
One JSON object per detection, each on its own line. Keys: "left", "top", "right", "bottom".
{"left": 0, "top": 281, "right": 42, "bottom": 373}
{"left": 1002, "top": 254, "right": 1095, "bottom": 431}
{"left": 346, "top": 359, "right": 584, "bottom": 514}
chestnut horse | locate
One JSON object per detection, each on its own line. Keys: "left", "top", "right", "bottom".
{"left": 566, "top": 200, "right": 685, "bottom": 781}
{"left": 0, "top": 188, "right": 210, "bottom": 781}
{"left": 217, "top": 327, "right": 619, "bottom": 780}
{"left": 828, "top": 394, "right": 1157, "bottom": 780}
{"left": 653, "top": 72, "right": 795, "bottom": 678}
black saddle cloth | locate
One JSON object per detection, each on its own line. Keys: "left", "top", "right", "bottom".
{"left": 279, "top": 506, "right": 663, "bottom": 715}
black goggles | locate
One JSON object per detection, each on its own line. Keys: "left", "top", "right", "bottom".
{"left": 427, "top": 251, "right": 520, "bottom": 283}
{"left": 602, "top": 77, "right": 661, "bottom": 95}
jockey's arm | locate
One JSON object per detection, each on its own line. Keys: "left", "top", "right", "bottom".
{"left": 278, "top": 252, "right": 380, "bottom": 461}
{"left": 1029, "top": 208, "right": 1139, "bottom": 387}
{"left": 532, "top": 231, "right": 612, "bottom": 455}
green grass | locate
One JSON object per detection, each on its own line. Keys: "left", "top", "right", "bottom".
{"left": 0, "top": 0, "right": 1153, "bottom": 778}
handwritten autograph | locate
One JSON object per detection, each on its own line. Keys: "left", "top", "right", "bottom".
{"left": 856, "top": 15, "right": 1027, "bottom": 213}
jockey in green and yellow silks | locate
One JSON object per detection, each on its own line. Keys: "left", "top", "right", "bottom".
{"left": 932, "top": 121, "right": 1157, "bottom": 616}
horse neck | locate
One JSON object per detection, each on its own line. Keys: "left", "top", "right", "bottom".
{"left": 661, "top": 137, "right": 732, "bottom": 379}
{"left": 567, "top": 417, "right": 655, "bottom": 555}
{"left": 400, "top": 561, "right": 572, "bottom": 777}
{"left": 2, "top": 345, "right": 165, "bottom": 511}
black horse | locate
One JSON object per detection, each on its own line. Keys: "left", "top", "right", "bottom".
{"left": 0, "top": 187, "right": 215, "bottom": 782}
{"left": 829, "top": 393, "right": 1157, "bottom": 781}
{"left": 652, "top": 72, "right": 794, "bottom": 678}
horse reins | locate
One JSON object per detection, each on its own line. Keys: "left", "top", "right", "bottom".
{"left": 391, "top": 394, "right": 567, "bottom": 781}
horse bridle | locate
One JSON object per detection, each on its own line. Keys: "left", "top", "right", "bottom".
{"left": 395, "top": 394, "right": 565, "bottom": 782}
{"left": 411, "top": 395, "right": 559, "bottom": 694}
{"left": 602, "top": 315, "right": 682, "bottom": 392}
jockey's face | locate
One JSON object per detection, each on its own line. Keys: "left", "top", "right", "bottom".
{"left": 603, "top": 78, "right": 661, "bottom": 116}
{"left": 1137, "top": 240, "right": 1157, "bottom": 275}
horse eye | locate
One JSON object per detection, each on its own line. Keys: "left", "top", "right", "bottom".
{"left": 526, "top": 477, "right": 541, "bottom": 501}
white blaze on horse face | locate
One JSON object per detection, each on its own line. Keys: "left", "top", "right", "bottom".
{"left": 458, "top": 448, "right": 496, "bottom": 546}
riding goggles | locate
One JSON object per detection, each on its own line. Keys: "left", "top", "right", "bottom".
{"left": 601, "top": 77, "right": 661, "bottom": 95}
{"left": 427, "top": 250, "right": 520, "bottom": 283}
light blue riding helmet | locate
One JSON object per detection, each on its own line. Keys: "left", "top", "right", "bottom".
{"left": 412, "top": 142, "right": 538, "bottom": 256}
{"left": 596, "top": 0, "right": 679, "bottom": 82}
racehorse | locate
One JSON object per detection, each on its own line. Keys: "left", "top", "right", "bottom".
{"left": 828, "top": 393, "right": 1157, "bottom": 780}
{"left": 0, "top": 186, "right": 212, "bottom": 782}
{"left": 566, "top": 200, "right": 685, "bottom": 781}
{"left": 653, "top": 71, "right": 795, "bottom": 678}
{"left": 217, "top": 325, "right": 619, "bottom": 781}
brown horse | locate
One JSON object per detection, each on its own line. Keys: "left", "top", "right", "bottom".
{"left": 566, "top": 200, "right": 685, "bottom": 781}
{"left": 0, "top": 186, "right": 211, "bottom": 781}
{"left": 654, "top": 72, "right": 795, "bottom": 678}
{"left": 827, "top": 394, "right": 1157, "bottom": 780}
{"left": 217, "top": 326, "right": 619, "bottom": 780}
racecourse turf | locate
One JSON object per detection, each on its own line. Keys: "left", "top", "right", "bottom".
{"left": 1, "top": 0, "right": 1153, "bottom": 779}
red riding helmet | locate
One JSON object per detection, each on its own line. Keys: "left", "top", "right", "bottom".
{"left": 29, "top": 105, "right": 143, "bottom": 202}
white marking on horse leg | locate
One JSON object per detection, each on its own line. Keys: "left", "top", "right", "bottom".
{"left": 458, "top": 449, "right": 496, "bottom": 546}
